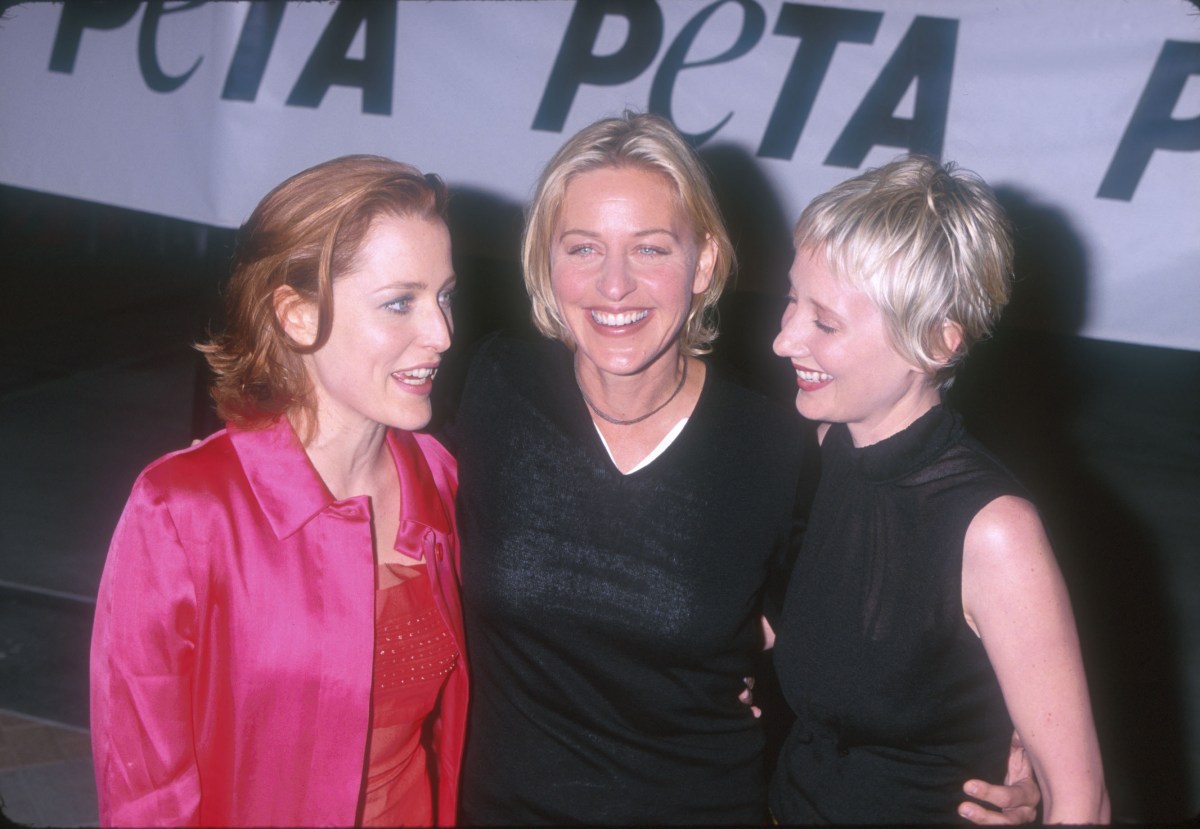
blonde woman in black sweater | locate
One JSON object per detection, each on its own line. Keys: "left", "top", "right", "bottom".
{"left": 452, "top": 114, "right": 1040, "bottom": 825}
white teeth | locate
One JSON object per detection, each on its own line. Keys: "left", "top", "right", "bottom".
{"left": 797, "top": 369, "right": 832, "bottom": 383}
{"left": 395, "top": 367, "right": 437, "bottom": 385}
{"left": 592, "top": 309, "right": 649, "bottom": 326}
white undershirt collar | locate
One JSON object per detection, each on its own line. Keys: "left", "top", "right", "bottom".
{"left": 593, "top": 417, "right": 689, "bottom": 475}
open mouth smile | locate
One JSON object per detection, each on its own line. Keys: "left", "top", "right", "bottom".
{"left": 796, "top": 368, "right": 832, "bottom": 383}
{"left": 393, "top": 367, "right": 438, "bottom": 386}
{"left": 793, "top": 365, "right": 833, "bottom": 391}
{"left": 591, "top": 309, "right": 649, "bottom": 327}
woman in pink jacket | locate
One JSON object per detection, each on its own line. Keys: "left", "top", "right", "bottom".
{"left": 89, "top": 155, "right": 467, "bottom": 827}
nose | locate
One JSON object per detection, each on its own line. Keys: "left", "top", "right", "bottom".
{"left": 773, "top": 303, "right": 806, "bottom": 358}
{"left": 596, "top": 254, "right": 636, "bottom": 300}
{"left": 422, "top": 302, "right": 453, "bottom": 354}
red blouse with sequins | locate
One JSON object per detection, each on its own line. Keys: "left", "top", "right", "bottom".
{"left": 359, "top": 564, "right": 460, "bottom": 827}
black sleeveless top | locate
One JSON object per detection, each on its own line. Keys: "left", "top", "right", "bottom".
{"left": 454, "top": 336, "right": 811, "bottom": 825}
{"left": 770, "top": 405, "right": 1021, "bottom": 823}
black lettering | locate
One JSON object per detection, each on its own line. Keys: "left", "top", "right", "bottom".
{"left": 286, "top": 1, "right": 397, "bottom": 115}
{"left": 139, "top": 1, "right": 205, "bottom": 94}
{"left": 825, "top": 15, "right": 957, "bottom": 168}
{"left": 649, "top": 0, "right": 765, "bottom": 146}
{"left": 48, "top": 1, "right": 139, "bottom": 73}
{"left": 1098, "top": 40, "right": 1200, "bottom": 201}
{"left": 532, "top": 0, "right": 663, "bottom": 133}
{"left": 222, "top": 3, "right": 287, "bottom": 102}
{"left": 757, "top": 3, "right": 881, "bottom": 161}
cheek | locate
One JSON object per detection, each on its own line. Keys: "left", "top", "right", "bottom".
{"left": 807, "top": 334, "right": 848, "bottom": 370}
{"left": 550, "top": 263, "right": 587, "bottom": 303}
{"left": 643, "top": 263, "right": 696, "bottom": 305}
{"left": 670, "top": 252, "right": 704, "bottom": 295}
{"left": 348, "top": 315, "right": 414, "bottom": 361}
{"left": 355, "top": 321, "right": 394, "bottom": 354}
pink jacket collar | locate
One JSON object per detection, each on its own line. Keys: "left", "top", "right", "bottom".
{"left": 228, "top": 418, "right": 452, "bottom": 551}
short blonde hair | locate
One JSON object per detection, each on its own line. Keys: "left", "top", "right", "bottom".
{"left": 794, "top": 155, "right": 1012, "bottom": 389}
{"left": 522, "top": 111, "right": 735, "bottom": 355}
{"left": 199, "top": 155, "right": 449, "bottom": 431}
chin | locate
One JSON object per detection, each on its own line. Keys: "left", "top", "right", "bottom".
{"left": 388, "top": 404, "right": 433, "bottom": 433}
{"left": 795, "top": 398, "right": 832, "bottom": 424}
{"left": 401, "top": 416, "right": 433, "bottom": 433}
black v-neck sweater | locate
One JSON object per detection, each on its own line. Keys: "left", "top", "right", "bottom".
{"left": 453, "top": 335, "right": 813, "bottom": 825}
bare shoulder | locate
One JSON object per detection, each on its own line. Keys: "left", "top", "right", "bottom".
{"left": 964, "top": 495, "right": 1052, "bottom": 571}
{"left": 962, "top": 495, "right": 1062, "bottom": 635}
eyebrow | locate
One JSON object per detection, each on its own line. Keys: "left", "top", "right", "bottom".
{"left": 372, "top": 275, "right": 456, "bottom": 294}
{"left": 810, "top": 298, "right": 840, "bottom": 318}
{"left": 558, "top": 227, "right": 680, "bottom": 240}
{"left": 374, "top": 281, "right": 426, "bottom": 292}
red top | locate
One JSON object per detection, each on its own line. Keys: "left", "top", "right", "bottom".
{"left": 361, "top": 565, "right": 461, "bottom": 826}
{"left": 91, "top": 418, "right": 468, "bottom": 827}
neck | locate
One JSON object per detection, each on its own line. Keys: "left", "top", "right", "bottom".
{"left": 575, "top": 351, "right": 689, "bottom": 426}
{"left": 291, "top": 409, "right": 392, "bottom": 500}
{"left": 846, "top": 385, "right": 942, "bottom": 448}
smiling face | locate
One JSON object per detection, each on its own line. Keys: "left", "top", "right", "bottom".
{"left": 549, "top": 165, "right": 715, "bottom": 380}
{"left": 773, "top": 246, "right": 942, "bottom": 447}
{"left": 291, "top": 214, "right": 455, "bottom": 435}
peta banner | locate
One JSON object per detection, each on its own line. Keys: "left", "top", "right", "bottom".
{"left": 1, "top": 1, "right": 1197, "bottom": 350}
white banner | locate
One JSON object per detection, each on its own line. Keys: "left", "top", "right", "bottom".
{"left": 1, "top": 1, "right": 1197, "bottom": 350}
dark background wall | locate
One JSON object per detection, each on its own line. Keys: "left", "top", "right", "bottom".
{"left": 1, "top": 178, "right": 1197, "bottom": 823}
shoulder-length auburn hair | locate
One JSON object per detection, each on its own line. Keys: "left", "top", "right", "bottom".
{"left": 198, "top": 155, "right": 449, "bottom": 432}
{"left": 522, "top": 111, "right": 735, "bottom": 356}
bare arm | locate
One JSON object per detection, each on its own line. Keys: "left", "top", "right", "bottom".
{"left": 962, "top": 496, "right": 1109, "bottom": 824}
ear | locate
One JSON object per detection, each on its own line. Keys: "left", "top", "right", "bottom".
{"left": 938, "top": 319, "right": 965, "bottom": 365}
{"left": 691, "top": 233, "right": 719, "bottom": 296}
{"left": 274, "top": 285, "right": 318, "bottom": 348}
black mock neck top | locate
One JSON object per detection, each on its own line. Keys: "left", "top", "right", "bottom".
{"left": 770, "top": 405, "right": 1023, "bottom": 824}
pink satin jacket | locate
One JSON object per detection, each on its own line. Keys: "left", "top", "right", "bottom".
{"left": 90, "top": 417, "right": 467, "bottom": 827}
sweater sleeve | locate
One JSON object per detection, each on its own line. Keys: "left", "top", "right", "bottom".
{"left": 90, "top": 474, "right": 201, "bottom": 827}
{"left": 763, "top": 421, "right": 820, "bottom": 627}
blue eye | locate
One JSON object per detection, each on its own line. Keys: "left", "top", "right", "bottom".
{"left": 438, "top": 287, "right": 457, "bottom": 308}
{"left": 384, "top": 296, "right": 414, "bottom": 314}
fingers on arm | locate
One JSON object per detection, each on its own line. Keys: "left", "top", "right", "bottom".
{"left": 958, "top": 794, "right": 1039, "bottom": 825}
{"left": 761, "top": 616, "right": 776, "bottom": 650}
{"left": 959, "top": 779, "right": 1040, "bottom": 824}
{"left": 958, "top": 732, "right": 1040, "bottom": 824}
{"left": 962, "top": 496, "right": 1109, "bottom": 824}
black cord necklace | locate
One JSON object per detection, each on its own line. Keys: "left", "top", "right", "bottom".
{"left": 577, "top": 357, "right": 689, "bottom": 426}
